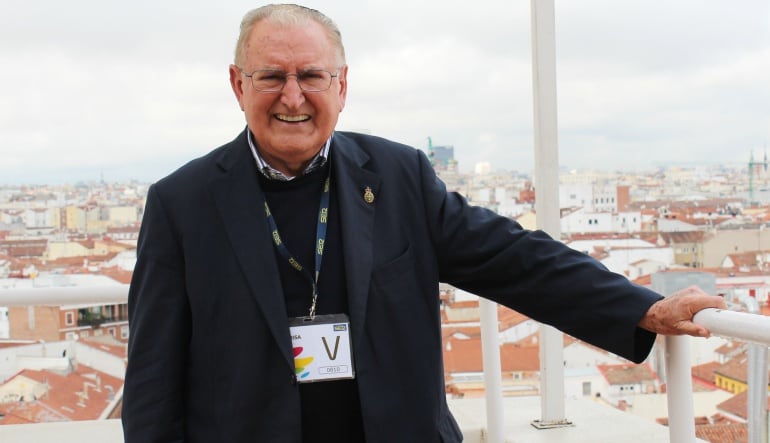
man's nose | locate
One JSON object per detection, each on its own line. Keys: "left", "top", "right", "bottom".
{"left": 280, "top": 75, "right": 305, "bottom": 108}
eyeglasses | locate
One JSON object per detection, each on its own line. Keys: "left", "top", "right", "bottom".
{"left": 240, "top": 68, "right": 341, "bottom": 92}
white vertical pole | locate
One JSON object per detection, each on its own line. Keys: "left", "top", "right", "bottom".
{"left": 531, "top": 0, "right": 567, "bottom": 425}
{"left": 480, "top": 298, "right": 505, "bottom": 443}
{"left": 665, "top": 335, "right": 697, "bottom": 443}
{"left": 748, "top": 344, "right": 769, "bottom": 443}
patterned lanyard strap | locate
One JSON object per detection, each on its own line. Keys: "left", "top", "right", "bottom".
{"left": 264, "top": 172, "right": 331, "bottom": 320}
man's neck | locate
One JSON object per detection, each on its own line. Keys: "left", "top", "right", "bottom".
{"left": 259, "top": 150, "right": 317, "bottom": 179}
{"left": 247, "top": 130, "right": 332, "bottom": 181}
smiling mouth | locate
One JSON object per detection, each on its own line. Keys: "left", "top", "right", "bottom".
{"left": 275, "top": 114, "right": 310, "bottom": 123}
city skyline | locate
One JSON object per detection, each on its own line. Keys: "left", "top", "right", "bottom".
{"left": 2, "top": 0, "right": 769, "bottom": 185}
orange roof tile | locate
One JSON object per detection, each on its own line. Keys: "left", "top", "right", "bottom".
{"left": 443, "top": 338, "right": 540, "bottom": 374}
{"left": 694, "top": 423, "right": 748, "bottom": 443}
{"left": 716, "top": 390, "right": 770, "bottom": 422}
{"left": 692, "top": 361, "right": 720, "bottom": 387}
{"left": 596, "top": 363, "right": 658, "bottom": 385}
{"left": 4, "top": 364, "right": 124, "bottom": 422}
{"left": 0, "top": 400, "right": 69, "bottom": 424}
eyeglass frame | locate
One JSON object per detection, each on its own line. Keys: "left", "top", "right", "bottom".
{"left": 238, "top": 67, "right": 343, "bottom": 93}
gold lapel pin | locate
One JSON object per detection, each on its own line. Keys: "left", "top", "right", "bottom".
{"left": 363, "top": 186, "right": 375, "bottom": 204}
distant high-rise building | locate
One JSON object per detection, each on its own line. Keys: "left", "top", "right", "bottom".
{"left": 431, "top": 145, "right": 455, "bottom": 170}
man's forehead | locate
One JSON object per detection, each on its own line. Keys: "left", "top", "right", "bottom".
{"left": 244, "top": 21, "right": 335, "bottom": 66}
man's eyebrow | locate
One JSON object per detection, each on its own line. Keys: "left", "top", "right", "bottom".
{"left": 251, "top": 65, "right": 327, "bottom": 72}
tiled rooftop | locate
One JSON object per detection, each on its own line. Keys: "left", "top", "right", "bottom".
{"left": 0, "top": 364, "right": 122, "bottom": 423}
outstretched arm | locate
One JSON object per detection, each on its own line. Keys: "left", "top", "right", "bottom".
{"left": 638, "top": 286, "right": 727, "bottom": 337}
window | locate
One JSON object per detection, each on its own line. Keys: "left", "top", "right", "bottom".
{"left": 582, "top": 381, "right": 592, "bottom": 396}
{"left": 108, "top": 327, "right": 116, "bottom": 337}
{"left": 121, "top": 326, "right": 130, "bottom": 339}
{"left": 65, "top": 312, "right": 74, "bottom": 326}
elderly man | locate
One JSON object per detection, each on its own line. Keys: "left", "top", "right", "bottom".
{"left": 122, "top": 4, "right": 725, "bottom": 442}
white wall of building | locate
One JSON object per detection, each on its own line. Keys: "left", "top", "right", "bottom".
{"left": 498, "top": 319, "right": 539, "bottom": 344}
{"left": 600, "top": 248, "right": 674, "bottom": 277}
{"left": 563, "top": 341, "right": 627, "bottom": 369}
{"left": 561, "top": 210, "right": 642, "bottom": 234}
{"left": 560, "top": 184, "right": 594, "bottom": 210}
{"left": 566, "top": 238, "right": 658, "bottom": 255}
{"left": 593, "top": 185, "right": 619, "bottom": 212}
{"left": 72, "top": 341, "right": 125, "bottom": 379}
{"left": 564, "top": 367, "right": 605, "bottom": 398}
{"left": 0, "top": 307, "right": 8, "bottom": 338}
{"left": 657, "top": 218, "right": 700, "bottom": 232}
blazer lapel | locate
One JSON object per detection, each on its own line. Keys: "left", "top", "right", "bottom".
{"left": 331, "top": 134, "right": 381, "bottom": 349}
{"left": 208, "top": 132, "right": 293, "bottom": 368}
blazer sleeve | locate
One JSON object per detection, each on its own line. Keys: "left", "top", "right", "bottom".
{"left": 122, "top": 184, "right": 190, "bottom": 443}
{"left": 415, "top": 150, "right": 661, "bottom": 363}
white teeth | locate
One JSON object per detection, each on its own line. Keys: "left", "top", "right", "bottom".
{"left": 276, "top": 114, "right": 310, "bottom": 122}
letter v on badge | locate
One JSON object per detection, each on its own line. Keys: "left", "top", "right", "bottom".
{"left": 289, "top": 314, "right": 354, "bottom": 382}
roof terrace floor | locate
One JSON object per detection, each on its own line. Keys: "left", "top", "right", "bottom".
{"left": 0, "top": 395, "right": 706, "bottom": 442}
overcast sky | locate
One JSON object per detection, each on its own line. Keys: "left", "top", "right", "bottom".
{"left": 2, "top": 0, "right": 769, "bottom": 185}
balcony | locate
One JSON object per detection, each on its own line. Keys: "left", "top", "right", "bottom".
{"left": 1, "top": 2, "right": 768, "bottom": 442}
{"left": 76, "top": 312, "right": 128, "bottom": 328}
{"left": 2, "top": 284, "right": 769, "bottom": 442}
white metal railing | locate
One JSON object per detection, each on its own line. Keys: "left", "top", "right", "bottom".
{"left": 2, "top": 287, "right": 770, "bottom": 442}
{"left": 0, "top": 284, "right": 129, "bottom": 307}
{"left": 684, "top": 308, "right": 770, "bottom": 443}
{"left": 479, "top": 305, "right": 770, "bottom": 443}
{"left": 694, "top": 308, "right": 770, "bottom": 345}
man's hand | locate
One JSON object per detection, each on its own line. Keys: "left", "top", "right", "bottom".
{"left": 638, "top": 286, "right": 728, "bottom": 337}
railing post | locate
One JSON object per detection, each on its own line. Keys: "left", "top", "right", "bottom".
{"left": 480, "top": 298, "right": 505, "bottom": 443}
{"left": 665, "top": 335, "right": 697, "bottom": 443}
{"left": 748, "top": 343, "right": 769, "bottom": 443}
{"left": 531, "top": 0, "right": 569, "bottom": 429}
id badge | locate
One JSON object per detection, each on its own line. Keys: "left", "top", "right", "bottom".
{"left": 289, "top": 313, "right": 355, "bottom": 383}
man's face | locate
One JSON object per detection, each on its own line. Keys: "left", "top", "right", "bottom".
{"left": 229, "top": 20, "right": 347, "bottom": 174}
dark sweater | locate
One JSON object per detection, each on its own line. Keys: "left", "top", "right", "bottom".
{"left": 259, "top": 162, "right": 365, "bottom": 442}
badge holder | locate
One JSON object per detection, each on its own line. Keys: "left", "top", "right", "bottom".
{"left": 289, "top": 313, "right": 355, "bottom": 383}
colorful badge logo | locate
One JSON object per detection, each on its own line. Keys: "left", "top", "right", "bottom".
{"left": 293, "top": 346, "right": 314, "bottom": 380}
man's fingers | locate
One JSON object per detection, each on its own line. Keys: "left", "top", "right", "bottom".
{"left": 678, "top": 322, "right": 711, "bottom": 338}
{"left": 639, "top": 287, "right": 725, "bottom": 337}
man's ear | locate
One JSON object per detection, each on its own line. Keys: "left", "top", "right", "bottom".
{"left": 229, "top": 65, "right": 246, "bottom": 111}
{"left": 337, "top": 64, "right": 348, "bottom": 112}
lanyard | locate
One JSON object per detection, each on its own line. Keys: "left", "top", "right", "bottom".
{"left": 264, "top": 172, "right": 331, "bottom": 320}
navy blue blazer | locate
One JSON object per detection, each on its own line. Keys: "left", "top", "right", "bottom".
{"left": 122, "top": 129, "right": 661, "bottom": 442}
